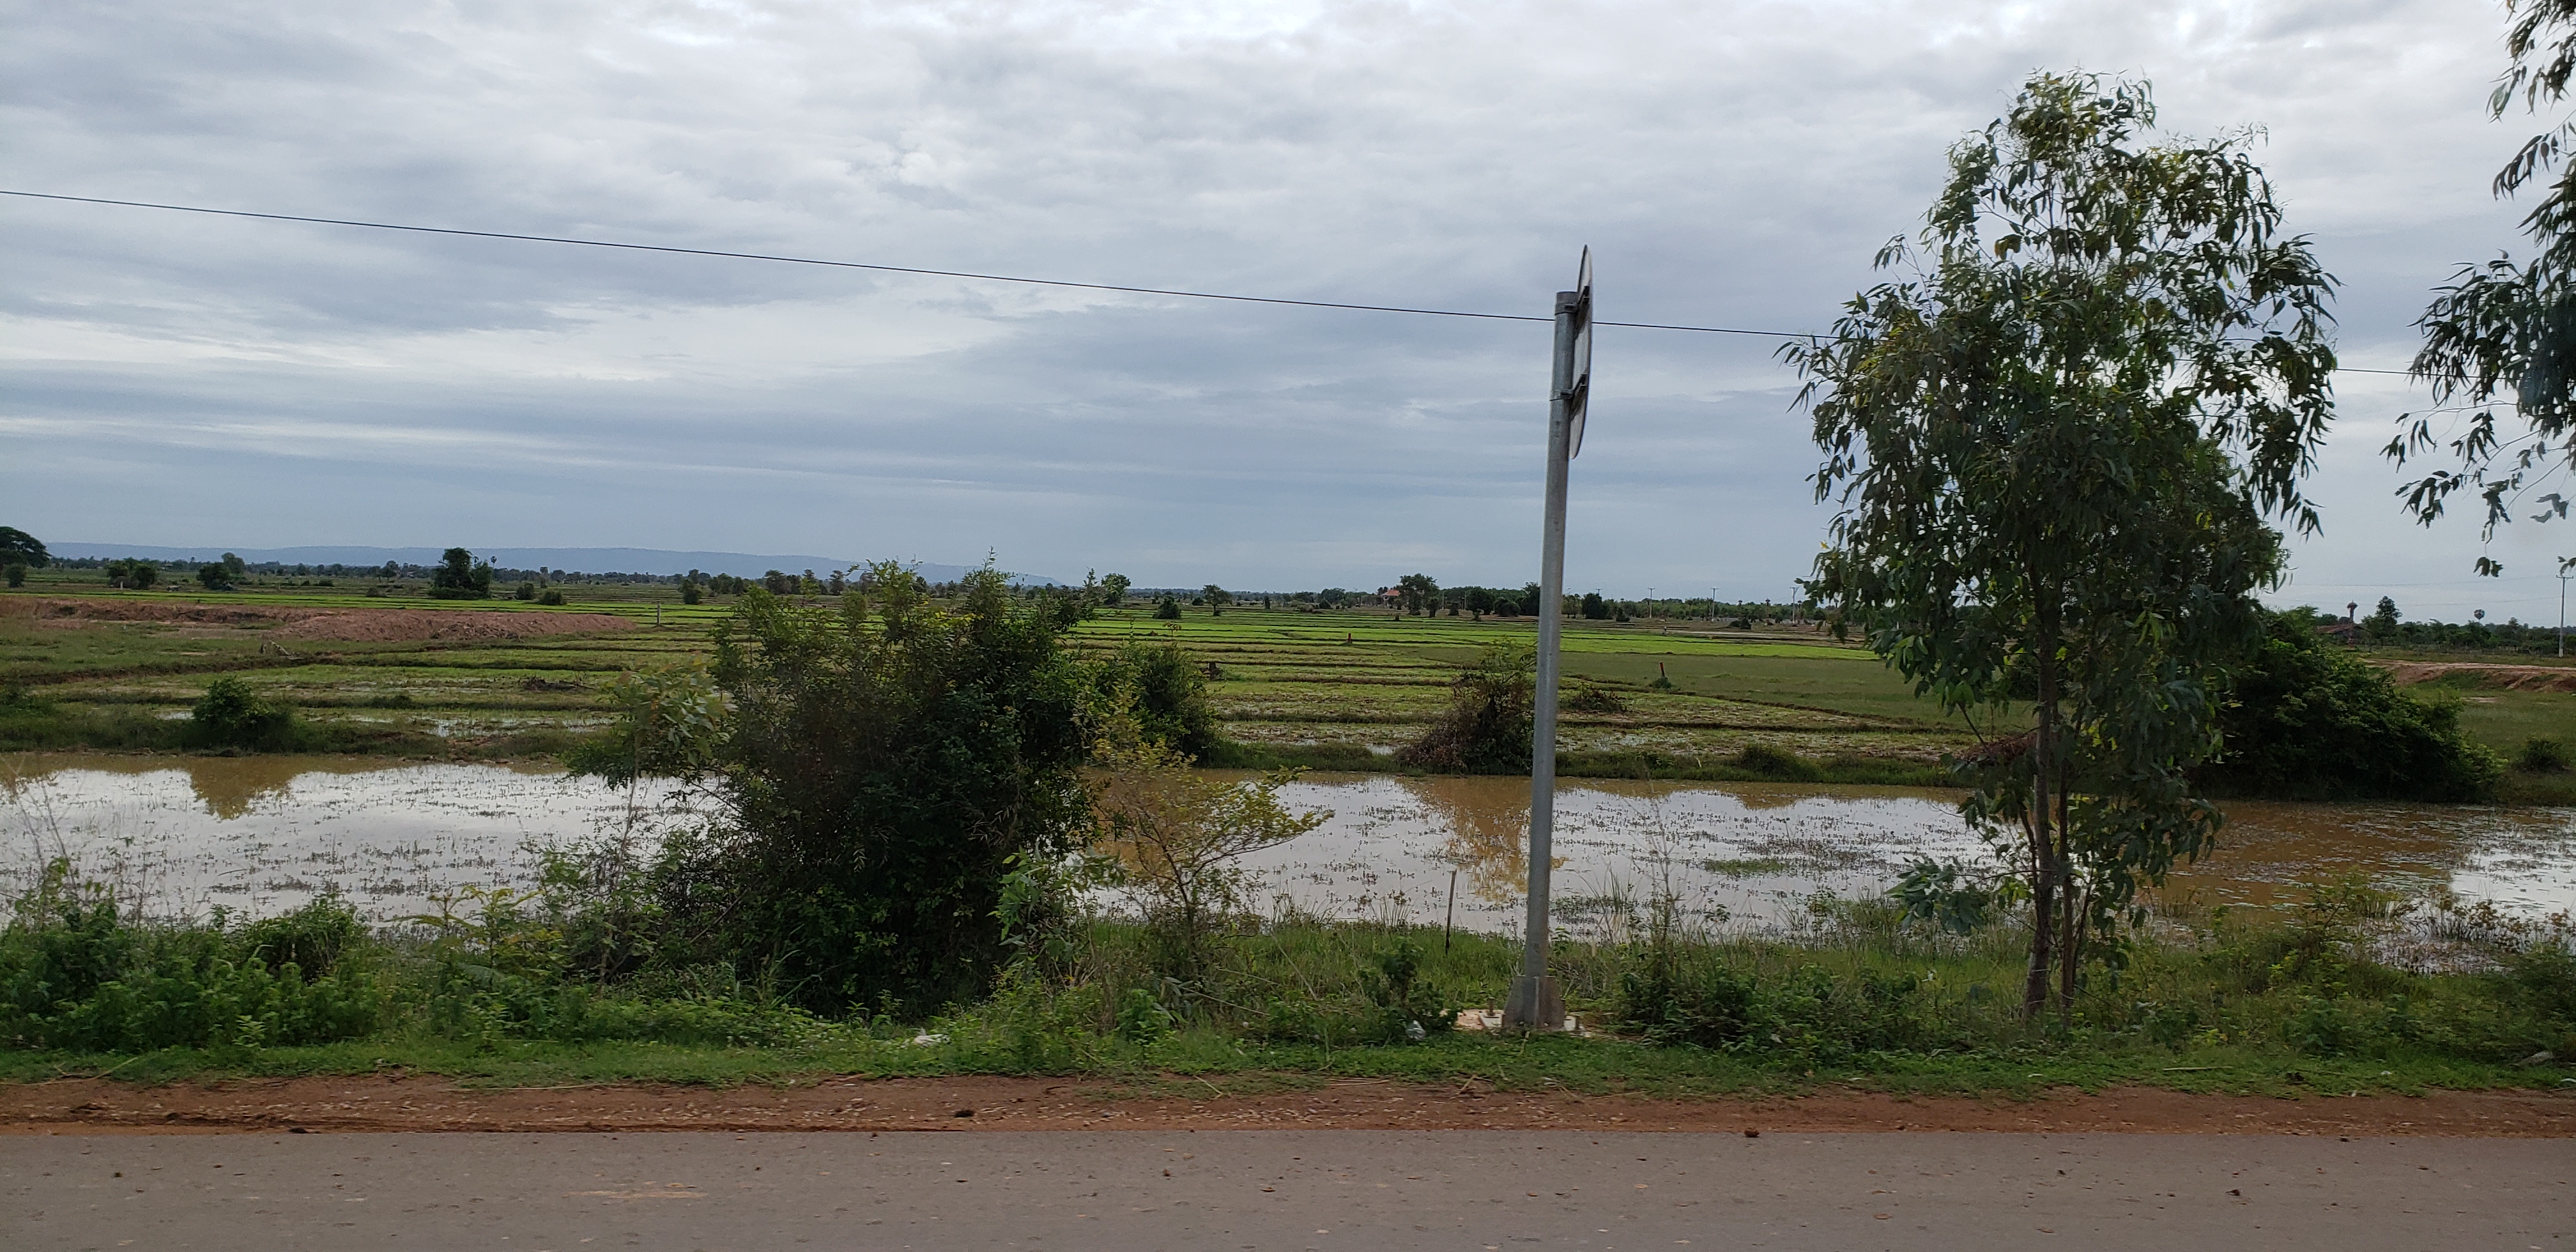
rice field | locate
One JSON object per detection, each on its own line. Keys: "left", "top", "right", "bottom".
{"left": 12, "top": 582, "right": 2573, "bottom": 770}
{"left": 1063, "top": 604, "right": 1970, "bottom": 763}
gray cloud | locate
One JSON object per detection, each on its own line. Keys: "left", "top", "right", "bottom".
{"left": 0, "top": 0, "right": 2559, "bottom": 618}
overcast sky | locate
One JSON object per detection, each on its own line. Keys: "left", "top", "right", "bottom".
{"left": 4, "top": 0, "right": 2569, "bottom": 618}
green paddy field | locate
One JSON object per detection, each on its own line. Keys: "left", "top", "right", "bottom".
{"left": 4, "top": 573, "right": 2572, "bottom": 776}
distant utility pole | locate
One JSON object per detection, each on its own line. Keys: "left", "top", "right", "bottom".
{"left": 2560, "top": 558, "right": 2574, "bottom": 657}
{"left": 1507, "top": 248, "right": 1590, "bottom": 1032}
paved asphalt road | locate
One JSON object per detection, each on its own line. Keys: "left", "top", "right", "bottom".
{"left": 6, "top": 1129, "right": 2569, "bottom": 1250}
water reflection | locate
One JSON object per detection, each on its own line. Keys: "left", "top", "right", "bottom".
{"left": 1398, "top": 776, "right": 1531, "bottom": 907}
{"left": 1245, "top": 775, "right": 2576, "bottom": 932}
{"left": 1, "top": 753, "right": 666, "bottom": 922}
{"left": 6, "top": 754, "right": 2573, "bottom": 930}
{"left": 1, "top": 752, "right": 558, "bottom": 820}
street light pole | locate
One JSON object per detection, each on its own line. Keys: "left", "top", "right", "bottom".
{"left": 1507, "top": 248, "right": 1590, "bottom": 1032}
{"left": 2559, "top": 559, "right": 2573, "bottom": 658}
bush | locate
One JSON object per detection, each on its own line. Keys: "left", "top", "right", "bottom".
{"left": 4, "top": 564, "right": 22, "bottom": 588}
{"left": 1152, "top": 595, "right": 1181, "bottom": 620}
{"left": 1089, "top": 715, "right": 1326, "bottom": 981}
{"left": 183, "top": 677, "right": 300, "bottom": 751}
{"left": 1358, "top": 938, "right": 1455, "bottom": 1042}
{"left": 1731, "top": 742, "right": 1820, "bottom": 781}
{"left": 233, "top": 894, "right": 364, "bottom": 980}
{"left": 515, "top": 581, "right": 538, "bottom": 601}
{"left": 0, "top": 864, "right": 380, "bottom": 1051}
{"left": 538, "top": 589, "right": 567, "bottom": 606}
{"left": 2519, "top": 737, "right": 2571, "bottom": 773}
{"left": 2202, "top": 611, "right": 2501, "bottom": 800}
{"left": 1565, "top": 682, "right": 1629, "bottom": 713}
{"left": 674, "top": 563, "right": 1093, "bottom": 1013}
{"left": 1398, "top": 641, "right": 1534, "bottom": 773}
{"left": 1089, "top": 639, "right": 1222, "bottom": 758}
{"left": 1616, "top": 949, "right": 1936, "bottom": 1060}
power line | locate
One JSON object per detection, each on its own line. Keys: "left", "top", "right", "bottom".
{"left": 0, "top": 187, "right": 2442, "bottom": 370}
{"left": 1, "top": 189, "right": 1623, "bottom": 330}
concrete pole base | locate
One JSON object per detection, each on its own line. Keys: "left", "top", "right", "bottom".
{"left": 1502, "top": 975, "right": 1565, "bottom": 1031}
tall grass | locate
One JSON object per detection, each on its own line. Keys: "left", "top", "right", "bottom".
{"left": 4, "top": 846, "right": 2570, "bottom": 1085}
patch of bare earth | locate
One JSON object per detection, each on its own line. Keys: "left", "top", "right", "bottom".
{"left": 4, "top": 597, "right": 633, "bottom": 643}
{"left": 4, "top": 1076, "right": 2569, "bottom": 1137}
{"left": 2379, "top": 659, "right": 2576, "bottom": 692}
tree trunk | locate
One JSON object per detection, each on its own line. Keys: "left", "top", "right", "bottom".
{"left": 2023, "top": 608, "right": 2061, "bottom": 1022}
{"left": 2058, "top": 878, "right": 2084, "bottom": 1012}
{"left": 2022, "top": 713, "right": 2055, "bottom": 1018}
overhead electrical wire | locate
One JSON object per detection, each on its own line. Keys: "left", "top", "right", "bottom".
{"left": 0, "top": 188, "right": 2428, "bottom": 374}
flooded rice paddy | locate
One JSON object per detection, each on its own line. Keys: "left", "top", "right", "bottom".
{"left": 4, "top": 754, "right": 2573, "bottom": 931}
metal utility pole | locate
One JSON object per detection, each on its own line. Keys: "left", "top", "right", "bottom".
{"left": 2560, "top": 559, "right": 2573, "bottom": 657}
{"left": 1506, "top": 248, "right": 1591, "bottom": 1032}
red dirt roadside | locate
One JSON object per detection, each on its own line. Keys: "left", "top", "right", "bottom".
{"left": 4, "top": 1076, "right": 2570, "bottom": 1136}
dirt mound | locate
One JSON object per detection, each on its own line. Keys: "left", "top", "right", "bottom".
{"left": 4, "top": 597, "right": 635, "bottom": 643}
{"left": 2377, "top": 660, "right": 2576, "bottom": 693}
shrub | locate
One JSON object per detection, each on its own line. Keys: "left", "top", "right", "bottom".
{"left": 1565, "top": 682, "right": 1629, "bottom": 713}
{"left": 233, "top": 894, "right": 364, "bottom": 980}
{"left": 1089, "top": 639, "right": 1222, "bottom": 758}
{"left": 2519, "top": 737, "right": 2571, "bottom": 774}
{"left": 2202, "top": 611, "right": 2502, "bottom": 800}
{"left": 4, "top": 564, "right": 22, "bottom": 588}
{"left": 515, "top": 581, "right": 538, "bottom": 601}
{"left": 183, "top": 677, "right": 300, "bottom": 751}
{"left": 0, "top": 865, "right": 380, "bottom": 1051}
{"left": 538, "top": 589, "right": 567, "bottom": 606}
{"left": 1732, "top": 742, "right": 1820, "bottom": 781}
{"left": 1089, "top": 712, "right": 1327, "bottom": 981}
{"left": 1358, "top": 938, "right": 1455, "bottom": 1041}
{"left": 1114, "top": 985, "right": 1173, "bottom": 1043}
{"left": 1398, "top": 641, "right": 1535, "bottom": 773}
{"left": 674, "top": 563, "right": 1093, "bottom": 1013}
{"left": 1152, "top": 595, "right": 1181, "bottom": 620}
{"left": 1887, "top": 857, "right": 2011, "bottom": 934}
{"left": 564, "top": 664, "right": 726, "bottom": 787}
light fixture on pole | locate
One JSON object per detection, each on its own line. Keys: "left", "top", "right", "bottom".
{"left": 1505, "top": 247, "right": 1590, "bottom": 1032}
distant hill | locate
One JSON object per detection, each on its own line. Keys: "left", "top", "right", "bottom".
{"left": 45, "top": 544, "right": 1059, "bottom": 585}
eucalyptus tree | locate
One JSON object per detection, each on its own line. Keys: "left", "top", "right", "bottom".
{"left": 2399, "top": 0, "right": 2576, "bottom": 567}
{"left": 1788, "top": 73, "right": 2336, "bottom": 1019}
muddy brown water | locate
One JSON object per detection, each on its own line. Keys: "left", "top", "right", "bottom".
{"left": 3, "top": 755, "right": 2572, "bottom": 929}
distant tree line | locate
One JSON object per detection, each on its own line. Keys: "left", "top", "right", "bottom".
{"left": 1065, "top": 572, "right": 1821, "bottom": 624}
{"left": 2319, "top": 597, "right": 2576, "bottom": 655}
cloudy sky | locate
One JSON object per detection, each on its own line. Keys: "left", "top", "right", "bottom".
{"left": 2, "top": 0, "right": 2566, "bottom": 618}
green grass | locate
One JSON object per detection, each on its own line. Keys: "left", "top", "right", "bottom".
{"left": 0, "top": 1031, "right": 2538, "bottom": 1099}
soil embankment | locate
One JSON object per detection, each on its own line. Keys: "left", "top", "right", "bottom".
{"left": 4, "top": 1076, "right": 2569, "bottom": 1137}
{"left": 5, "top": 597, "right": 634, "bottom": 643}
{"left": 2379, "top": 659, "right": 2576, "bottom": 692}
